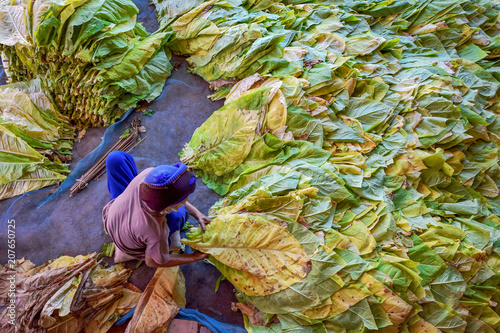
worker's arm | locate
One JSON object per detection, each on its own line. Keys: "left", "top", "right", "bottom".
{"left": 145, "top": 252, "right": 209, "bottom": 268}
{"left": 185, "top": 201, "right": 212, "bottom": 231}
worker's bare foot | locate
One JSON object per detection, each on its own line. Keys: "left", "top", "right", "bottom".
{"left": 114, "top": 246, "right": 136, "bottom": 263}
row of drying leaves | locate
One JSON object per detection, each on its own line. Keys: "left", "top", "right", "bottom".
{"left": 150, "top": 0, "right": 500, "bottom": 332}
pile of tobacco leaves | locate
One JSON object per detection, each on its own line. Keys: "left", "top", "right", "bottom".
{"left": 0, "top": 0, "right": 174, "bottom": 199}
{"left": 0, "top": 251, "right": 187, "bottom": 333}
{"left": 2, "top": 0, "right": 500, "bottom": 331}
{"left": 0, "top": 79, "right": 74, "bottom": 200}
{"left": 0, "top": 0, "right": 173, "bottom": 127}
{"left": 150, "top": 0, "right": 500, "bottom": 332}
{"left": 0, "top": 253, "right": 140, "bottom": 332}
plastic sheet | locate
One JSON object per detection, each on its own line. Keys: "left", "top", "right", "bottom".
{"left": 39, "top": 108, "right": 135, "bottom": 207}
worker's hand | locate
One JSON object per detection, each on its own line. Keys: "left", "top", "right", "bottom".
{"left": 197, "top": 214, "right": 212, "bottom": 232}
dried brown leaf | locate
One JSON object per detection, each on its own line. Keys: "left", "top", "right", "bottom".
{"left": 125, "top": 267, "right": 186, "bottom": 333}
{"left": 231, "top": 302, "right": 265, "bottom": 326}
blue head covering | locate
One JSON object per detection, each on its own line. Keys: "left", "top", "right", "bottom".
{"left": 144, "top": 163, "right": 188, "bottom": 187}
{"left": 140, "top": 163, "right": 196, "bottom": 211}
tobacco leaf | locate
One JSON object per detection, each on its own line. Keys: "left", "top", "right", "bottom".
{"left": 183, "top": 214, "right": 311, "bottom": 296}
{"left": 125, "top": 266, "right": 186, "bottom": 333}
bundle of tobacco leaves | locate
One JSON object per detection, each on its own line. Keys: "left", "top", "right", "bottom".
{"left": 0, "top": 79, "right": 74, "bottom": 200}
{"left": 0, "top": 253, "right": 140, "bottom": 333}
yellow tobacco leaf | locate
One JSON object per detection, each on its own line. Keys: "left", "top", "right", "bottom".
{"left": 183, "top": 214, "right": 311, "bottom": 296}
{"left": 360, "top": 273, "right": 413, "bottom": 332}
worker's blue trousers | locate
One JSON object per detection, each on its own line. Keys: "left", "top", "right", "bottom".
{"left": 105, "top": 150, "right": 188, "bottom": 238}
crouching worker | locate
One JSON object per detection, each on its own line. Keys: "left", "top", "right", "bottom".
{"left": 102, "top": 150, "right": 211, "bottom": 267}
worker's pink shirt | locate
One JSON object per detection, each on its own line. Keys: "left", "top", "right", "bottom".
{"left": 102, "top": 167, "right": 170, "bottom": 264}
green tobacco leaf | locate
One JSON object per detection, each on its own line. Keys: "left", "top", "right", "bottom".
{"left": 430, "top": 265, "right": 467, "bottom": 307}
{"left": 63, "top": 0, "right": 139, "bottom": 56}
{"left": 5, "top": 0, "right": 173, "bottom": 127}
{"left": 0, "top": 91, "right": 65, "bottom": 144}
{"left": 241, "top": 194, "right": 304, "bottom": 222}
{"left": 284, "top": 220, "right": 321, "bottom": 256}
{"left": 408, "top": 235, "right": 446, "bottom": 285}
{"left": 0, "top": 5, "right": 29, "bottom": 46}
{"left": 0, "top": 123, "right": 48, "bottom": 185}
{"left": 342, "top": 221, "right": 377, "bottom": 255}
{"left": 300, "top": 197, "right": 334, "bottom": 231}
{"left": 0, "top": 167, "right": 66, "bottom": 201}
{"left": 180, "top": 87, "right": 270, "bottom": 176}
{"left": 214, "top": 274, "right": 226, "bottom": 293}
{"left": 329, "top": 298, "right": 378, "bottom": 331}
{"left": 335, "top": 249, "right": 370, "bottom": 281}
{"left": 360, "top": 273, "right": 413, "bottom": 330}
{"left": 196, "top": 136, "right": 296, "bottom": 196}
{"left": 377, "top": 255, "right": 424, "bottom": 298}
{"left": 99, "top": 243, "right": 115, "bottom": 259}
{"left": 349, "top": 169, "right": 386, "bottom": 201}
{"left": 114, "top": 47, "right": 173, "bottom": 110}
{"left": 285, "top": 160, "right": 350, "bottom": 201}
{"left": 167, "top": 1, "right": 500, "bottom": 331}
{"left": 286, "top": 106, "right": 324, "bottom": 146}
{"left": 99, "top": 32, "right": 167, "bottom": 82}
{"left": 39, "top": 275, "right": 81, "bottom": 327}
{"left": 343, "top": 98, "right": 394, "bottom": 132}
{"left": 420, "top": 302, "right": 467, "bottom": 333}
{"left": 225, "top": 172, "right": 301, "bottom": 205}
{"left": 151, "top": 0, "right": 204, "bottom": 29}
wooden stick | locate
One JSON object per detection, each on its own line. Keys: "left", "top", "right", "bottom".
{"left": 70, "top": 118, "right": 146, "bottom": 196}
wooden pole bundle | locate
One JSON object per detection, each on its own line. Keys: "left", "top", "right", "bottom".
{"left": 70, "top": 117, "right": 146, "bottom": 196}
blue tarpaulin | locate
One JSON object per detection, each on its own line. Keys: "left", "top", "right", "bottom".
{"left": 177, "top": 308, "right": 247, "bottom": 333}
{"left": 39, "top": 108, "right": 135, "bottom": 207}
{"left": 115, "top": 307, "right": 247, "bottom": 333}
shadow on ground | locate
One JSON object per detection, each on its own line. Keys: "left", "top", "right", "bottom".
{"left": 0, "top": 56, "right": 244, "bottom": 327}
